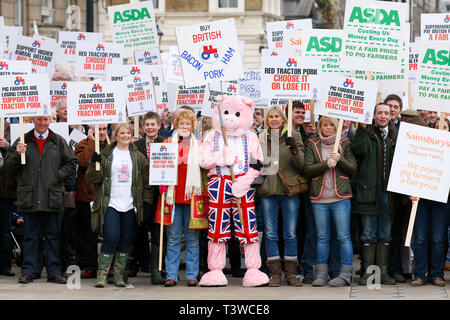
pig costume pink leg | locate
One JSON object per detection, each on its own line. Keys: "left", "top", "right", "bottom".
{"left": 199, "top": 95, "right": 268, "bottom": 287}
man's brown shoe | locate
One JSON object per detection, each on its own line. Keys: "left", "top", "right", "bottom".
{"left": 18, "top": 274, "right": 33, "bottom": 284}
{"left": 444, "top": 264, "right": 450, "bottom": 271}
{"left": 164, "top": 279, "right": 176, "bottom": 287}
{"left": 392, "top": 274, "right": 406, "bottom": 283}
{"left": 187, "top": 279, "right": 198, "bottom": 287}
{"left": 411, "top": 278, "right": 426, "bottom": 286}
{"left": 81, "top": 270, "right": 96, "bottom": 279}
{"left": 432, "top": 278, "right": 445, "bottom": 287}
{"left": 47, "top": 274, "right": 67, "bottom": 284}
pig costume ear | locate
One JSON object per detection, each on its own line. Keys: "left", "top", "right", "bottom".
{"left": 242, "top": 97, "right": 255, "bottom": 108}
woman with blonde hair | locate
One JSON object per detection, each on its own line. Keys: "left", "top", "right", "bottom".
{"left": 86, "top": 124, "right": 151, "bottom": 288}
{"left": 304, "top": 116, "right": 357, "bottom": 287}
{"left": 257, "top": 106, "right": 305, "bottom": 287}
{"left": 158, "top": 109, "right": 207, "bottom": 287}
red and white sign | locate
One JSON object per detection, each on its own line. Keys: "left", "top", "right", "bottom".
{"left": 134, "top": 47, "right": 161, "bottom": 66}
{"left": 167, "top": 82, "right": 206, "bottom": 112}
{"left": 421, "top": 13, "right": 450, "bottom": 42}
{"left": 165, "top": 45, "right": 183, "bottom": 84}
{"left": 67, "top": 80, "right": 126, "bottom": 125}
{"left": 50, "top": 81, "right": 68, "bottom": 109}
{"left": 0, "top": 60, "right": 31, "bottom": 76}
{"left": 408, "top": 42, "right": 419, "bottom": 81}
{"left": 315, "top": 74, "right": 379, "bottom": 124}
{"left": 57, "top": 31, "right": 103, "bottom": 64}
{"left": 266, "top": 19, "right": 312, "bottom": 50}
{"left": 75, "top": 41, "right": 123, "bottom": 77}
{"left": 0, "top": 74, "right": 50, "bottom": 117}
{"left": 124, "top": 73, "right": 157, "bottom": 117}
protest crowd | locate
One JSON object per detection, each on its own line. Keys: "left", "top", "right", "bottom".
{"left": 0, "top": 1, "right": 449, "bottom": 293}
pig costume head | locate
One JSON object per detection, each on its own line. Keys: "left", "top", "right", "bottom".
{"left": 212, "top": 95, "right": 255, "bottom": 136}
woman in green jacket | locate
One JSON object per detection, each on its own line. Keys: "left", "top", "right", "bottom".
{"left": 257, "top": 106, "right": 305, "bottom": 287}
{"left": 305, "top": 116, "right": 357, "bottom": 287}
{"left": 86, "top": 124, "right": 151, "bottom": 288}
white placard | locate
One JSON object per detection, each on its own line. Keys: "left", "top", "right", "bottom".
{"left": 167, "top": 82, "right": 206, "bottom": 112}
{"left": 124, "top": 73, "right": 157, "bottom": 117}
{"left": 421, "top": 13, "right": 450, "bottom": 42}
{"left": 341, "top": 0, "right": 408, "bottom": 74}
{"left": 3, "top": 26, "right": 23, "bottom": 58}
{"left": 165, "top": 45, "right": 184, "bottom": 84}
{"left": 408, "top": 42, "right": 419, "bottom": 81}
{"left": 134, "top": 47, "right": 161, "bottom": 65}
{"left": 0, "top": 60, "right": 31, "bottom": 75}
{"left": 200, "top": 82, "right": 237, "bottom": 117}
{"left": 266, "top": 19, "right": 312, "bottom": 49}
{"left": 413, "top": 41, "right": 450, "bottom": 112}
{"left": 57, "top": 31, "right": 103, "bottom": 64}
{"left": 108, "top": 2, "right": 159, "bottom": 57}
{"left": 0, "top": 74, "right": 50, "bottom": 117}
{"left": 68, "top": 128, "right": 87, "bottom": 150}
{"left": 149, "top": 143, "right": 178, "bottom": 185}
{"left": 67, "top": 80, "right": 126, "bottom": 125}
{"left": 50, "top": 81, "right": 68, "bottom": 110}
{"left": 282, "top": 29, "right": 303, "bottom": 57}
{"left": 387, "top": 122, "right": 450, "bottom": 203}
{"left": 260, "top": 53, "right": 322, "bottom": 100}
{"left": 315, "top": 74, "right": 379, "bottom": 124}
{"left": 176, "top": 18, "right": 243, "bottom": 87}
{"left": 75, "top": 41, "right": 123, "bottom": 77}
{"left": 9, "top": 35, "right": 58, "bottom": 75}
{"left": 11, "top": 122, "right": 69, "bottom": 145}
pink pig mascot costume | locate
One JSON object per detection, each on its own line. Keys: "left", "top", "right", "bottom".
{"left": 198, "top": 95, "right": 269, "bottom": 287}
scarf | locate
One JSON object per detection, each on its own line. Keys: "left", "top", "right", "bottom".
{"left": 166, "top": 131, "right": 202, "bottom": 205}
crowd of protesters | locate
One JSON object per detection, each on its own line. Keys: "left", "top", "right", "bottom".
{"left": 0, "top": 92, "right": 448, "bottom": 289}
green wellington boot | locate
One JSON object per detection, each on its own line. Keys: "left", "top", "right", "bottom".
{"left": 114, "top": 252, "right": 129, "bottom": 287}
{"left": 359, "top": 243, "right": 376, "bottom": 286}
{"left": 95, "top": 252, "right": 114, "bottom": 288}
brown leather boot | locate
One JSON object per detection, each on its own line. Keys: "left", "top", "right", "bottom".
{"left": 266, "top": 258, "right": 282, "bottom": 287}
{"left": 284, "top": 258, "right": 302, "bottom": 287}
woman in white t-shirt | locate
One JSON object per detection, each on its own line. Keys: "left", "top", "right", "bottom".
{"left": 86, "top": 124, "right": 151, "bottom": 288}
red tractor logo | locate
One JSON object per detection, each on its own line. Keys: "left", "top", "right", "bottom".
{"left": 144, "top": 51, "right": 151, "bottom": 57}
{"left": 92, "top": 84, "right": 102, "bottom": 92}
{"left": 160, "top": 145, "right": 167, "bottom": 152}
{"left": 14, "top": 77, "right": 25, "bottom": 85}
{"left": 96, "top": 44, "right": 105, "bottom": 51}
{"left": 286, "top": 22, "right": 294, "bottom": 29}
{"left": 133, "top": 76, "right": 141, "bottom": 83}
{"left": 32, "top": 40, "right": 41, "bottom": 48}
{"left": 286, "top": 58, "right": 297, "bottom": 67}
{"left": 227, "top": 84, "right": 237, "bottom": 93}
{"left": 201, "top": 45, "right": 219, "bottom": 61}
{"left": 343, "top": 78, "right": 354, "bottom": 88}
{"left": 61, "top": 83, "right": 67, "bottom": 90}
{"left": 31, "top": 68, "right": 37, "bottom": 73}
{"left": 130, "top": 67, "right": 140, "bottom": 75}
{"left": 0, "top": 61, "right": 8, "bottom": 70}
{"left": 444, "top": 15, "right": 450, "bottom": 23}
{"left": 78, "top": 33, "right": 86, "bottom": 40}
{"left": 271, "top": 51, "right": 278, "bottom": 56}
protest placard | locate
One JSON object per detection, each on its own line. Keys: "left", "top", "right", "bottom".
{"left": 50, "top": 81, "right": 68, "bottom": 109}
{"left": 57, "top": 31, "right": 103, "bottom": 64}
{"left": 161, "top": 51, "right": 168, "bottom": 79}
{"left": 421, "top": 13, "right": 450, "bottom": 42}
{"left": 67, "top": 80, "right": 126, "bottom": 125}
{"left": 124, "top": 73, "right": 157, "bottom": 117}
{"left": 167, "top": 82, "right": 205, "bottom": 112}
{"left": 260, "top": 52, "right": 321, "bottom": 100}
{"left": 149, "top": 143, "right": 178, "bottom": 185}
{"left": 282, "top": 29, "right": 303, "bottom": 57}
{"left": 134, "top": 47, "right": 161, "bottom": 65}
{"left": 9, "top": 35, "right": 57, "bottom": 75}
{"left": 165, "top": 46, "right": 184, "bottom": 84}
{"left": 0, "top": 60, "right": 31, "bottom": 75}
{"left": 409, "top": 42, "right": 419, "bottom": 81}
{"left": 341, "top": 0, "right": 408, "bottom": 74}
{"left": 75, "top": 41, "right": 123, "bottom": 77}
{"left": 68, "top": 128, "right": 87, "bottom": 151}
{"left": 200, "top": 81, "right": 237, "bottom": 117}
{"left": 0, "top": 74, "right": 50, "bottom": 118}
{"left": 10, "top": 122, "right": 69, "bottom": 145}
{"left": 315, "top": 75, "right": 379, "bottom": 124}
{"left": 266, "top": 19, "right": 312, "bottom": 49}
{"left": 239, "top": 69, "right": 262, "bottom": 100}
{"left": 176, "top": 18, "right": 243, "bottom": 87}
{"left": 387, "top": 122, "right": 450, "bottom": 203}
{"left": 413, "top": 41, "right": 450, "bottom": 112}
{"left": 108, "top": 2, "right": 159, "bottom": 57}
{"left": 3, "top": 26, "right": 23, "bottom": 58}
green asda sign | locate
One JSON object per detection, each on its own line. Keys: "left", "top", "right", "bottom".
{"left": 422, "top": 49, "right": 450, "bottom": 66}
{"left": 113, "top": 8, "right": 152, "bottom": 23}
{"left": 306, "top": 36, "right": 341, "bottom": 52}
{"left": 349, "top": 7, "right": 400, "bottom": 26}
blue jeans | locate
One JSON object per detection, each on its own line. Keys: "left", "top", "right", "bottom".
{"left": 261, "top": 195, "right": 299, "bottom": 258}
{"left": 22, "top": 212, "right": 62, "bottom": 277}
{"left": 360, "top": 192, "right": 392, "bottom": 243}
{"left": 413, "top": 198, "right": 450, "bottom": 280}
{"left": 100, "top": 207, "right": 136, "bottom": 254}
{"left": 312, "top": 199, "right": 353, "bottom": 266}
{"left": 165, "top": 204, "right": 200, "bottom": 282}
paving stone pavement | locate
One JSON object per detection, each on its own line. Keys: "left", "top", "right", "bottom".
{"left": 0, "top": 265, "right": 448, "bottom": 300}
